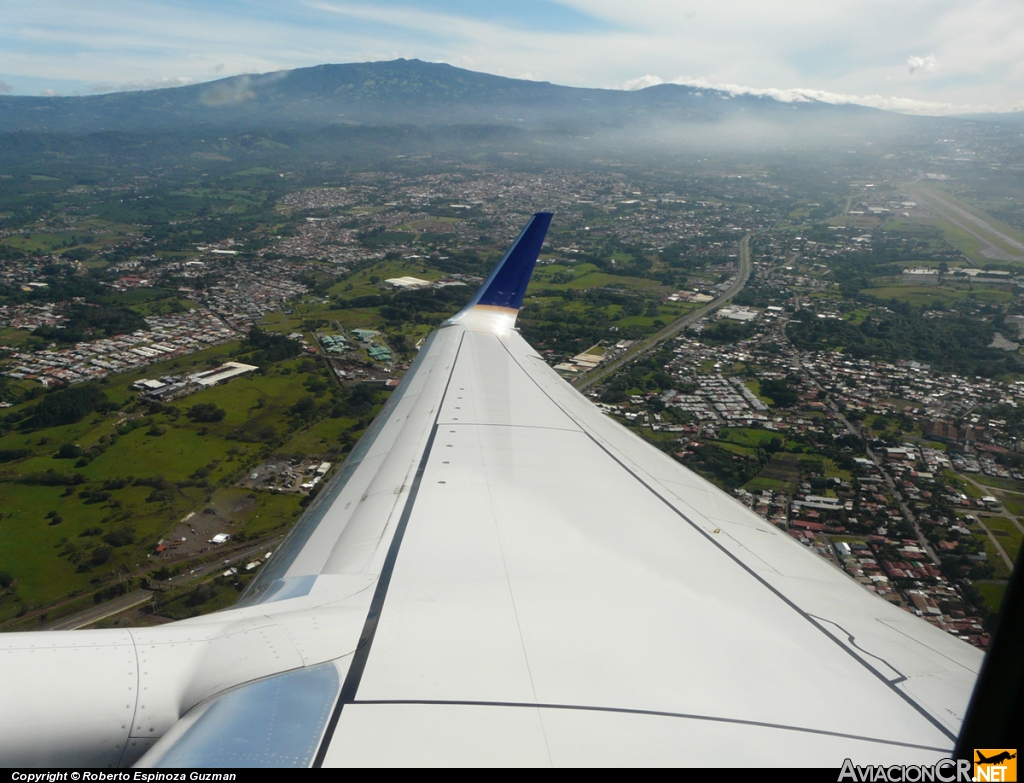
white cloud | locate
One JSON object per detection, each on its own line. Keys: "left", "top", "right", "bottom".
{"left": 120, "top": 76, "right": 195, "bottom": 92}
{"left": 907, "top": 54, "right": 938, "bottom": 74}
{"left": 199, "top": 71, "right": 287, "bottom": 106}
{"left": 40, "top": 88, "right": 56, "bottom": 97}
{"left": 623, "top": 74, "right": 663, "bottom": 90}
{"left": 657, "top": 76, "right": 1019, "bottom": 116}
{"left": 200, "top": 75, "right": 256, "bottom": 106}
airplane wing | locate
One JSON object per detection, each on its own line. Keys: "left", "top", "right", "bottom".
{"left": 0, "top": 212, "right": 983, "bottom": 767}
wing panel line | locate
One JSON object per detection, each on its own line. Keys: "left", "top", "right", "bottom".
{"left": 498, "top": 335, "right": 959, "bottom": 744}
{"left": 809, "top": 615, "right": 908, "bottom": 685}
{"left": 443, "top": 422, "right": 580, "bottom": 433}
{"left": 484, "top": 451, "right": 554, "bottom": 765}
{"left": 349, "top": 699, "right": 949, "bottom": 753}
{"left": 312, "top": 330, "right": 467, "bottom": 768}
{"left": 116, "top": 632, "right": 142, "bottom": 768}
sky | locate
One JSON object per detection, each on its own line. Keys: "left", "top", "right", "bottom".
{"left": 2, "top": 0, "right": 1023, "bottom": 115}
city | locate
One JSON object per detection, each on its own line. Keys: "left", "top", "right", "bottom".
{"left": 1, "top": 146, "right": 1022, "bottom": 645}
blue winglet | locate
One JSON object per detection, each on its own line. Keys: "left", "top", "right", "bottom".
{"left": 466, "top": 211, "right": 552, "bottom": 312}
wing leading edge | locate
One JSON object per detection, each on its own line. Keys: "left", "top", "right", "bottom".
{"left": 0, "top": 212, "right": 983, "bottom": 768}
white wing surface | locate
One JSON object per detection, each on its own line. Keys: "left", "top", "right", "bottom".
{"left": 0, "top": 213, "right": 981, "bottom": 767}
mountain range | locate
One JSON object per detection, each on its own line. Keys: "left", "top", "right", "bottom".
{"left": 0, "top": 58, "right": 898, "bottom": 136}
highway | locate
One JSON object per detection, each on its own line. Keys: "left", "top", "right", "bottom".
{"left": 40, "top": 536, "right": 284, "bottom": 630}
{"left": 574, "top": 233, "right": 752, "bottom": 393}
{"left": 46, "top": 589, "right": 155, "bottom": 631}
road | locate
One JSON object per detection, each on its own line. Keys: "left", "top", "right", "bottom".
{"left": 46, "top": 590, "right": 155, "bottom": 630}
{"left": 574, "top": 234, "right": 752, "bottom": 393}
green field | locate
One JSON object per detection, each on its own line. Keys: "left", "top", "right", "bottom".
{"left": 105, "top": 288, "right": 176, "bottom": 305}
{"left": 744, "top": 477, "right": 788, "bottom": 492}
{"left": 821, "top": 457, "right": 852, "bottom": 482}
{"left": 2, "top": 233, "right": 73, "bottom": 253}
{"left": 745, "top": 452, "right": 802, "bottom": 493}
{"left": 932, "top": 220, "right": 990, "bottom": 265}
{"left": 720, "top": 427, "right": 781, "bottom": 448}
{"left": 972, "top": 474, "right": 1024, "bottom": 493}
{"left": 975, "top": 582, "right": 1007, "bottom": 615}
{"left": 329, "top": 260, "right": 447, "bottom": 300}
{"left": 743, "top": 379, "right": 773, "bottom": 405}
{"left": 0, "top": 327, "right": 36, "bottom": 348}
{"left": 981, "top": 516, "right": 1023, "bottom": 560}
{"left": 280, "top": 415, "right": 362, "bottom": 456}
{"left": 229, "top": 167, "right": 277, "bottom": 177}
{"left": 863, "top": 284, "right": 962, "bottom": 304}
{"left": 998, "top": 495, "right": 1024, "bottom": 517}
{"left": 0, "top": 347, "right": 386, "bottom": 623}
{"left": 530, "top": 263, "right": 666, "bottom": 293}
{"left": 859, "top": 284, "right": 1015, "bottom": 308}
{"left": 828, "top": 215, "right": 884, "bottom": 230}
{"left": 716, "top": 441, "right": 756, "bottom": 457}
{"left": 972, "top": 531, "right": 1013, "bottom": 580}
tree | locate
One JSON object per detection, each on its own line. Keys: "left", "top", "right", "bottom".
{"left": 187, "top": 403, "right": 226, "bottom": 423}
{"left": 291, "top": 396, "right": 316, "bottom": 417}
{"left": 103, "top": 526, "right": 135, "bottom": 547}
{"left": 760, "top": 379, "right": 798, "bottom": 408}
{"left": 29, "top": 385, "right": 110, "bottom": 428}
{"left": 57, "top": 443, "right": 82, "bottom": 459}
{"left": 186, "top": 583, "right": 216, "bottom": 608}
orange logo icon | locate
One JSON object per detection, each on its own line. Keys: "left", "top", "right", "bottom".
{"left": 974, "top": 750, "right": 1017, "bottom": 782}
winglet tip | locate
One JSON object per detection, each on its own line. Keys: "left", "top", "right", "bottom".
{"left": 474, "top": 211, "right": 552, "bottom": 310}
{"left": 449, "top": 212, "right": 552, "bottom": 330}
